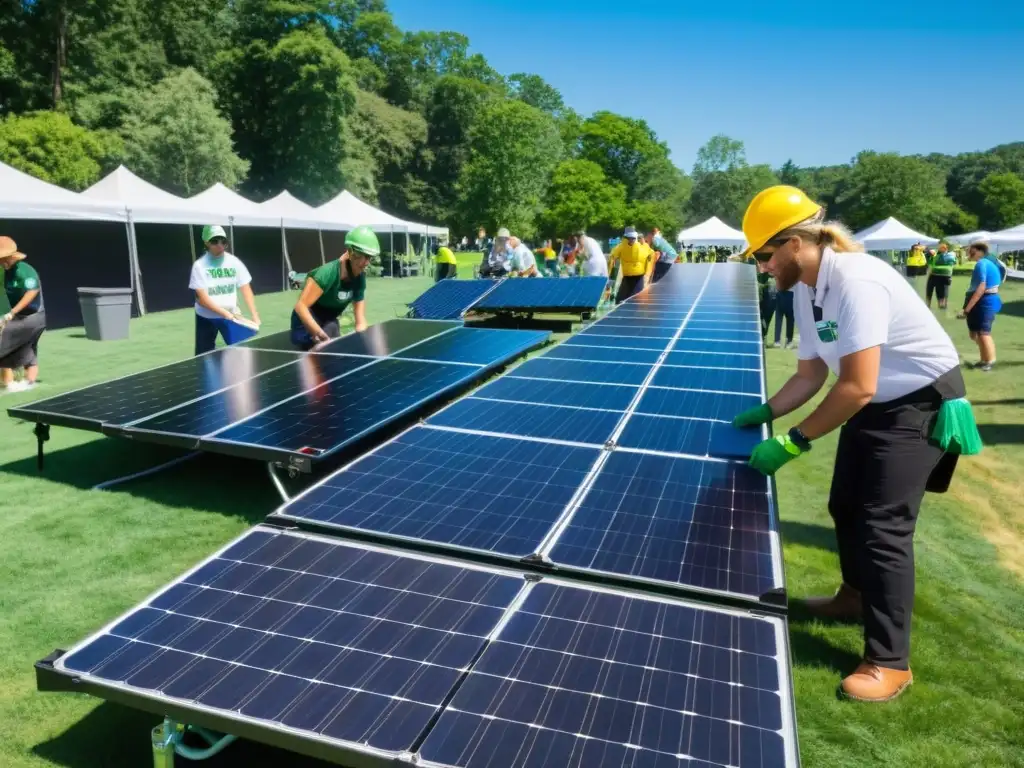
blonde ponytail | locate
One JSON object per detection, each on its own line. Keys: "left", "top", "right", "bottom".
{"left": 773, "top": 212, "right": 863, "bottom": 253}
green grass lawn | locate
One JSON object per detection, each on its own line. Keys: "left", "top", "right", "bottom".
{"left": 1, "top": 273, "right": 1023, "bottom": 767}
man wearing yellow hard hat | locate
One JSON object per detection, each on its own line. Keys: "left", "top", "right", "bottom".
{"left": 731, "top": 186, "right": 982, "bottom": 702}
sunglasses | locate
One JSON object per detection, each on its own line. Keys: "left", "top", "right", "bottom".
{"left": 752, "top": 237, "right": 791, "bottom": 262}
{"left": 208, "top": 237, "right": 228, "bottom": 246}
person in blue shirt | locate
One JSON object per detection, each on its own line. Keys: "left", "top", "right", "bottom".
{"left": 958, "top": 241, "right": 1002, "bottom": 371}
{"left": 646, "top": 228, "right": 678, "bottom": 283}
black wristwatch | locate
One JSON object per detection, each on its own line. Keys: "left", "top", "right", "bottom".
{"left": 788, "top": 426, "right": 812, "bottom": 452}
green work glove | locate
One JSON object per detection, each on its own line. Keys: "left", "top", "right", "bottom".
{"left": 732, "top": 402, "right": 773, "bottom": 429}
{"left": 748, "top": 434, "right": 804, "bottom": 476}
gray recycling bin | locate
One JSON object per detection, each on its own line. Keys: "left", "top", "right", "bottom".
{"left": 78, "top": 287, "right": 133, "bottom": 341}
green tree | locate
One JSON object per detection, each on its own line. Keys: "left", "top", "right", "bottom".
{"left": 979, "top": 172, "right": 1024, "bottom": 229}
{"left": 457, "top": 99, "right": 562, "bottom": 237}
{"left": 688, "top": 136, "right": 776, "bottom": 225}
{"left": 634, "top": 155, "right": 691, "bottom": 231}
{"left": 777, "top": 159, "right": 800, "bottom": 186}
{"left": 693, "top": 134, "right": 746, "bottom": 176}
{"left": 0, "top": 110, "right": 121, "bottom": 189}
{"left": 837, "top": 151, "right": 960, "bottom": 233}
{"left": 556, "top": 107, "right": 583, "bottom": 158}
{"left": 147, "top": 0, "right": 233, "bottom": 73}
{"left": 121, "top": 68, "right": 248, "bottom": 195}
{"left": 579, "top": 111, "right": 666, "bottom": 198}
{"left": 215, "top": 25, "right": 355, "bottom": 203}
{"left": 540, "top": 159, "right": 627, "bottom": 237}
{"left": 507, "top": 73, "right": 564, "bottom": 115}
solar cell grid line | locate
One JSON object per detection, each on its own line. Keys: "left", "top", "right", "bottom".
{"left": 416, "top": 579, "right": 798, "bottom": 768}
{"left": 508, "top": 357, "right": 655, "bottom": 387}
{"left": 663, "top": 351, "right": 762, "bottom": 370}
{"left": 580, "top": 324, "right": 679, "bottom": 339}
{"left": 7, "top": 347, "right": 305, "bottom": 432}
{"left": 269, "top": 425, "right": 602, "bottom": 558}
{"left": 394, "top": 328, "right": 550, "bottom": 366}
{"left": 471, "top": 376, "right": 640, "bottom": 412}
{"left": 563, "top": 334, "right": 672, "bottom": 352}
{"left": 473, "top": 277, "right": 608, "bottom": 313}
{"left": 540, "top": 344, "right": 663, "bottom": 365}
{"left": 407, "top": 279, "right": 503, "bottom": 320}
{"left": 317, "top": 319, "right": 463, "bottom": 357}
{"left": 43, "top": 526, "right": 532, "bottom": 765}
{"left": 426, "top": 398, "right": 622, "bottom": 446}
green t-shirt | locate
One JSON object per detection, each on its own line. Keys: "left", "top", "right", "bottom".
{"left": 4, "top": 261, "right": 43, "bottom": 316}
{"left": 309, "top": 258, "right": 366, "bottom": 315}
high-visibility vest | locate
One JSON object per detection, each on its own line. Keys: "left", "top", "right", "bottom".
{"left": 611, "top": 241, "right": 650, "bottom": 277}
{"left": 435, "top": 246, "right": 457, "bottom": 265}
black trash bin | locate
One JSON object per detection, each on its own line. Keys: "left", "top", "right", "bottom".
{"left": 78, "top": 287, "right": 133, "bottom": 341}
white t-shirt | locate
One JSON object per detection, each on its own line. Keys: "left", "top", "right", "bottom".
{"left": 189, "top": 252, "right": 253, "bottom": 319}
{"left": 510, "top": 243, "right": 536, "bottom": 273}
{"left": 794, "top": 248, "right": 959, "bottom": 402}
{"left": 578, "top": 236, "right": 608, "bottom": 277}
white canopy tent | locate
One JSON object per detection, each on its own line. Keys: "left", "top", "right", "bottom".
{"left": 256, "top": 190, "right": 353, "bottom": 231}
{"left": 187, "top": 183, "right": 274, "bottom": 229}
{"left": 0, "top": 161, "right": 126, "bottom": 222}
{"left": 675, "top": 216, "right": 747, "bottom": 247}
{"left": 854, "top": 217, "right": 939, "bottom": 251}
{"left": 82, "top": 166, "right": 205, "bottom": 224}
{"left": 988, "top": 224, "right": 1024, "bottom": 251}
{"left": 945, "top": 230, "right": 992, "bottom": 247}
{"left": 316, "top": 190, "right": 412, "bottom": 232}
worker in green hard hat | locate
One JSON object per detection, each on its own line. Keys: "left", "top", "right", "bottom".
{"left": 189, "top": 225, "right": 261, "bottom": 355}
{"left": 291, "top": 225, "right": 379, "bottom": 349}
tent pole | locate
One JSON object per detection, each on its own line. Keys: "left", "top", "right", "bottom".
{"left": 126, "top": 211, "right": 146, "bottom": 316}
{"left": 390, "top": 227, "right": 395, "bottom": 278}
{"left": 280, "top": 222, "right": 292, "bottom": 291}
{"left": 189, "top": 225, "right": 197, "bottom": 262}
{"left": 317, "top": 229, "right": 326, "bottom": 265}
{"left": 229, "top": 218, "right": 235, "bottom": 252}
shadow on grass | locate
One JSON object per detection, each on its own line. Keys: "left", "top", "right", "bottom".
{"left": 0, "top": 436, "right": 291, "bottom": 522}
{"left": 999, "top": 299, "right": 1024, "bottom": 319}
{"left": 788, "top": 624, "right": 862, "bottom": 676}
{"left": 977, "top": 423, "right": 1024, "bottom": 446}
{"left": 32, "top": 702, "right": 332, "bottom": 768}
{"left": 781, "top": 520, "right": 838, "bottom": 554}
{"left": 971, "top": 398, "right": 1024, "bottom": 406}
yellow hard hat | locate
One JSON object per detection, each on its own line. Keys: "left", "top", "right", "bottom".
{"left": 742, "top": 185, "right": 823, "bottom": 255}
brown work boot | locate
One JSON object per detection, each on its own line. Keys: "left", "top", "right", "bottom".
{"left": 840, "top": 662, "right": 913, "bottom": 702}
{"left": 800, "top": 583, "right": 863, "bottom": 622}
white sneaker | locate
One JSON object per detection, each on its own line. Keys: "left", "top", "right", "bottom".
{"left": 3, "top": 380, "right": 28, "bottom": 393}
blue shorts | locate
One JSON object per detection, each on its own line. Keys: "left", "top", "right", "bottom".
{"left": 965, "top": 292, "right": 1001, "bottom": 334}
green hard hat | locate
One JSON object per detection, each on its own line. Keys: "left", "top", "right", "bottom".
{"left": 202, "top": 224, "right": 227, "bottom": 243}
{"left": 345, "top": 225, "right": 380, "bottom": 258}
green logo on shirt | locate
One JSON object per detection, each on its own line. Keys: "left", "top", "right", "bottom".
{"left": 24, "top": 278, "right": 38, "bottom": 289}
{"left": 206, "top": 267, "right": 237, "bottom": 279}
{"left": 208, "top": 285, "right": 237, "bottom": 297}
{"left": 338, "top": 291, "right": 352, "bottom": 301}
{"left": 816, "top": 320, "right": 839, "bottom": 343}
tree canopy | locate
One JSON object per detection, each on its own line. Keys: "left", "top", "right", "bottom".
{"left": 0, "top": 1, "right": 1019, "bottom": 239}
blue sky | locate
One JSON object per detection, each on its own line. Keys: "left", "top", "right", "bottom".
{"left": 388, "top": 0, "right": 1024, "bottom": 172}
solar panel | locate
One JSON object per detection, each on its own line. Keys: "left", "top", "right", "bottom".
{"left": 52, "top": 527, "right": 527, "bottom": 761}
{"left": 542, "top": 344, "right": 663, "bottom": 365}
{"left": 427, "top": 399, "right": 622, "bottom": 446}
{"left": 395, "top": 328, "right": 549, "bottom": 366}
{"left": 417, "top": 580, "right": 797, "bottom": 768}
{"left": 8, "top": 347, "right": 302, "bottom": 431}
{"left": 635, "top": 388, "right": 762, "bottom": 422}
{"left": 203, "top": 359, "right": 491, "bottom": 461}
{"left": 272, "top": 426, "right": 600, "bottom": 557}
{"left": 583, "top": 323, "right": 678, "bottom": 338}
{"left": 664, "top": 351, "right": 761, "bottom": 370}
{"left": 616, "top": 414, "right": 761, "bottom": 458}
{"left": 510, "top": 358, "right": 653, "bottom": 387}
{"left": 408, "top": 280, "right": 500, "bottom": 320}
{"left": 474, "top": 277, "right": 607, "bottom": 313}
{"left": 318, "top": 319, "right": 461, "bottom": 357}
{"left": 652, "top": 365, "right": 762, "bottom": 395}
{"left": 474, "top": 376, "right": 639, "bottom": 411}
{"left": 563, "top": 334, "right": 670, "bottom": 352}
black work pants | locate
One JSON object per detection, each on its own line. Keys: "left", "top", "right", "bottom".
{"left": 827, "top": 369, "right": 964, "bottom": 669}
{"left": 616, "top": 275, "right": 645, "bottom": 304}
{"left": 652, "top": 261, "right": 673, "bottom": 284}
{"left": 758, "top": 289, "right": 776, "bottom": 338}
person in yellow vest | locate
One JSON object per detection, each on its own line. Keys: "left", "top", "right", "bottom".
{"left": 906, "top": 243, "right": 928, "bottom": 280}
{"left": 434, "top": 238, "right": 458, "bottom": 282}
{"left": 608, "top": 226, "right": 651, "bottom": 303}
{"left": 536, "top": 239, "right": 557, "bottom": 276}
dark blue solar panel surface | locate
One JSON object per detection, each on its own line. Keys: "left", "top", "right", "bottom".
{"left": 58, "top": 528, "right": 525, "bottom": 756}
{"left": 474, "top": 277, "right": 607, "bottom": 311}
{"left": 590, "top": 316, "right": 683, "bottom": 329}
{"left": 418, "top": 581, "right": 791, "bottom": 768}
{"left": 124, "top": 354, "right": 373, "bottom": 440}
{"left": 395, "top": 328, "right": 549, "bottom": 366}
{"left": 584, "top": 323, "right": 677, "bottom": 338}
{"left": 474, "top": 376, "right": 638, "bottom": 411}
{"left": 664, "top": 351, "right": 760, "bottom": 370}
{"left": 564, "top": 334, "right": 670, "bottom": 351}
{"left": 678, "top": 328, "right": 762, "bottom": 342}
{"left": 408, "top": 279, "right": 498, "bottom": 320}
{"left": 670, "top": 338, "right": 762, "bottom": 355}
{"left": 543, "top": 344, "right": 662, "bottom": 365}
{"left": 617, "top": 414, "right": 761, "bottom": 458}
{"left": 274, "top": 427, "right": 599, "bottom": 556}
{"left": 428, "top": 399, "right": 621, "bottom": 445}
{"left": 511, "top": 358, "right": 652, "bottom": 386}
{"left": 204, "top": 359, "right": 481, "bottom": 459}
{"left": 652, "top": 365, "right": 762, "bottom": 395}
{"left": 317, "top": 319, "right": 460, "bottom": 357}
{"left": 635, "top": 388, "right": 762, "bottom": 422}
{"left": 550, "top": 451, "right": 777, "bottom": 597}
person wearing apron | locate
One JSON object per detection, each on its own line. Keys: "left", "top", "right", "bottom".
{"left": 0, "top": 236, "right": 46, "bottom": 392}
{"left": 732, "top": 186, "right": 982, "bottom": 703}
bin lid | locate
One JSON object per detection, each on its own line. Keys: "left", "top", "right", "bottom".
{"left": 77, "top": 287, "right": 134, "bottom": 296}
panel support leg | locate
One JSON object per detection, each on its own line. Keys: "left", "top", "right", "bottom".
{"left": 151, "top": 718, "right": 238, "bottom": 765}
{"left": 152, "top": 719, "right": 180, "bottom": 768}
{"left": 267, "top": 462, "right": 292, "bottom": 502}
{"left": 34, "top": 423, "right": 49, "bottom": 471}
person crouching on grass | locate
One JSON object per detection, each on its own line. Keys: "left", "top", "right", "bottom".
{"left": 0, "top": 236, "right": 46, "bottom": 392}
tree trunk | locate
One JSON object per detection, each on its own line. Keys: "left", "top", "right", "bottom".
{"left": 52, "top": 0, "right": 68, "bottom": 105}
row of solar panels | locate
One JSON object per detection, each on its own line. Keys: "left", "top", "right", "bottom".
{"left": 408, "top": 277, "right": 610, "bottom": 319}
{"left": 38, "top": 264, "right": 799, "bottom": 767}
{"left": 9, "top": 321, "right": 551, "bottom": 465}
